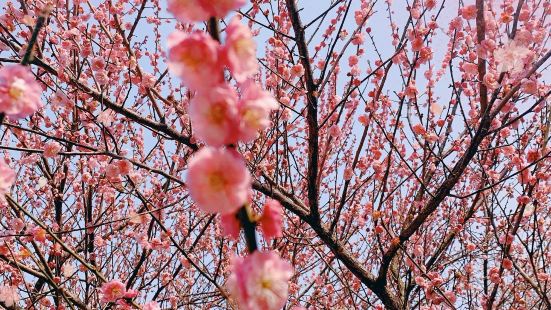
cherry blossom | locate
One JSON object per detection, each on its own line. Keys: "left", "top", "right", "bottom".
{"left": 0, "top": 286, "right": 19, "bottom": 307}
{"left": 167, "top": 0, "right": 211, "bottom": 23}
{"left": 494, "top": 40, "right": 532, "bottom": 74}
{"left": 227, "top": 251, "right": 293, "bottom": 310}
{"left": 200, "top": 0, "right": 246, "bottom": 19}
{"left": 189, "top": 85, "right": 240, "bottom": 146}
{"left": 143, "top": 301, "right": 161, "bottom": 310}
{"left": 220, "top": 213, "right": 241, "bottom": 239}
{"left": 223, "top": 17, "right": 259, "bottom": 82}
{"left": 187, "top": 147, "right": 251, "bottom": 214}
{"left": 236, "top": 81, "right": 279, "bottom": 142}
{"left": 167, "top": 31, "right": 223, "bottom": 91}
{"left": 0, "top": 1, "right": 549, "bottom": 309}
{"left": 43, "top": 141, "right": 62, "bottom": 158}
{"left": 100, "top": 280, "right": 127, "bottom": 303}
{"left": 0, "top": 64, "right": 42, "bottom": 118}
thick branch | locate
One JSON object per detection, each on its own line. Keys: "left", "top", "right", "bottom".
{"left": 285, "top": 0, "right": 321, "bottom": 220}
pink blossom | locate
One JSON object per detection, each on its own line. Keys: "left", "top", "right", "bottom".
{"left": 43, "top": 141, "right": 62, "bottom": 158}
{"left": 100, "top": 280, "right": 127, "bottom": 303}
{"left": 329, "top": 124, "right": 342, "bottom": 138}
{"left": 189, "top": 85, "right": 240, "bottom": 146}
{"left": 143, "top": 301, "right": 161, "bottom": 310}
{"left": 412, "top": 124, "right": 426, "bottom": 135}
{"left": 223, "top": 17, "right": 258, "bottom": 82}
{"left": 117, "top": 160, "right": 133, "bottom": 175}
{"left": 460, "top": 5, "right": 477, "bottom": 20}
{"left": 31, "top": 226, "right": 47, "bottom": 243}
{"left": 483, "top": 72, "right": 499, "bottom": 89}
{"left": 187, "top": 147, "right": 251, "bottom": 214}
{"left": 236, "top": 81, "right": 279, "bottom": 142}
{"left": 0, "top": 286, "right": 19, "bottom": 307}
{"left": 343, "top": 167, "right": 354, "bottom": 181}
{"left": 227, "top": 251, "right": 293, "bottom": 310}
{"left": 123, "top": 289, "right": 138, "bottom": 299}
{"left": 0, "top": 160, "right": 15, "bottom": 198}
{"left": 106, "top": 163, "right": 121, "bottom": 179}
{"left": 168, "top": 0, "right": 245, "bottom": 22}
{"left": 259, "top": 199, "right": 283, "bottom": 241}
{"left": 90, "top": 57, "right": 105, "bottom": 71}
{"left": 461, "top": 62, "right": 478, "bottom": 76}
{"left": 494, "top": 40, "right": 532, "bottom": 74}
{"left": 502, "top": 258, "right": 513, "bottom": 270}
{"left": 168, "top": 31, "right": 223, "bottom": 91}
{"left": 199, "top": 0, "right": 246, "bottom": 19}
{"left": 291, "top": 64, "right": 305, "bottom": 77}
{"left": 167, "top": 0, "right": 211, "bottom": 23}
{"left": 0, "top": 64, "right": 42, "bottom": 118}
{"left": 221, "top": 213, "right": 241, "bottom": 239}
{"left": 358, "top": 114, "right": 370, "bottom": 126}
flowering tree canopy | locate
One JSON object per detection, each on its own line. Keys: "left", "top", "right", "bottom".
{"left": 0, "top": 0, "right": 550, "bottom": 309}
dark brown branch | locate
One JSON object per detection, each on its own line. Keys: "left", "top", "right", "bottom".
{"left": 285, "top": 0, "right": 321, "bottom": 221}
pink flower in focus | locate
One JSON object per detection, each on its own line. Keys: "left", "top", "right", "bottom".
{"left": 259, "top": 199, "right": 283, "bottom": 241}
{"left": 223, "top": 17, "right": 258, "bottom": 82}
{"left": 187, "top": 147, "right": 251, "bottom": 214}
{"left": 0, "top": 286, "right": 19, "bottom": 307}
{"left": 168, "top": 31, "right": 223, "bottom": 91}
{"left": 43, "top": 141, "right": 62, "bottom": 158}
{"left": 227, "top": 251, "right": 293, "bottom": 310}
{"left": 190, "top": 85, "right": 240, "bottom": 146}
{"left": 167, "top": 0, "right": 211, "bottom": 23}
{"left": 494, "top": 40, "right": 531, "bottom": 74}
{"left": 0, "top": 160, "right": 15, "bottom": 197}
{"left": 220, "top": 213, "right": 241, "bottom": 239}
{"left": 100, "top": 280, "right": 127, "bottom": 303}
{"left": 236, "top": 81, "right": 279, "bottom": 142}
{"left": 0, "top": 64, "right": 42, "bottom": 118}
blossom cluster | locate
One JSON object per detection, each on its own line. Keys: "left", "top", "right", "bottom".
{"left": 166, "top": 1, "right": 292, "bottom": 310}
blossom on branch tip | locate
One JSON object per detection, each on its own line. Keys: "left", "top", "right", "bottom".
{"left": 100, "top": 280, "right": 127, "bottom": 303}
{"left": 43, "top": 141, "right": 62, "bottom": 158}
{"left": 187, "top": 147, "right": 251, "bottom": 215}
{"left": 0, "top": 64, "right": 42, "bottom": 118}
{"left": 227, "top": 251, "right": 293, "bottom": 310}
{"left": 190, "top": 85, "right": 240, "bottom": 146}
{"left": 236, "top": 81, "right": 279, "bottom": 142}
{"left": 223, "top": 16, "right": 258, "bottom": 82}
{"left": 168, "top": 31, "right": 223, "bottom": 91}
{"left": 494, "top": 40, "right": 532, "bottom": 75}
